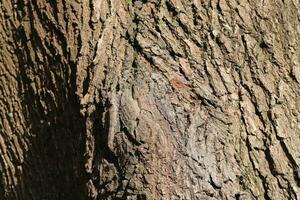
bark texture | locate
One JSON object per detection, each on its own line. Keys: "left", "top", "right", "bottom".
{"left": 1, "top": 0, "right": 300, "bottom": 199}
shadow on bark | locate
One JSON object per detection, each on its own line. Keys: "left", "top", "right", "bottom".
{"left": 4, "top": 28, "right": 88, "bottom": 199}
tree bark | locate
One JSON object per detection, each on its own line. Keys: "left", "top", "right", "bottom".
{"left": 1, "top": 0, "right": 300, "bottom": 199}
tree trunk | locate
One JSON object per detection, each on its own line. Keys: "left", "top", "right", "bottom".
{"left": 1, "top": 0, "right": 300, "bottom": 199}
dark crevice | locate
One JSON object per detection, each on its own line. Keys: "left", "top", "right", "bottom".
{"left": 120, "top": 120, "right": 141, "bottom": 146}
{"left": 279, "top": 141, "right": 300, "bottom": 187}
{"left": 209, "top": 174, "right": 222, "bottom": 190}
{"left": 257, "top": 171, "right": 272, "bottom": 200}
{"left": 264, "top": 146, "right": 280, "bottom": 176}
{"left": 259, "top": 41, "right": 269, "bottom": 49}
{"left": 165, "top": 1, "right": 178, "bottom": 17}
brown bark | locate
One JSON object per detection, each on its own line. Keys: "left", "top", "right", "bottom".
{"left": 1, "top": 0, "right": 300, "bottom": 199}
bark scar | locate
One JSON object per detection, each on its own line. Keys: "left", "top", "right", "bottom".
{"left": 107, "top": 91, "right": 120, "bottom": 151}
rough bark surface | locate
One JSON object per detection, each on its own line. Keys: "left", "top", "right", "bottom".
{"left": 1, "top": 0, "right": 300, "bottom": 199}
